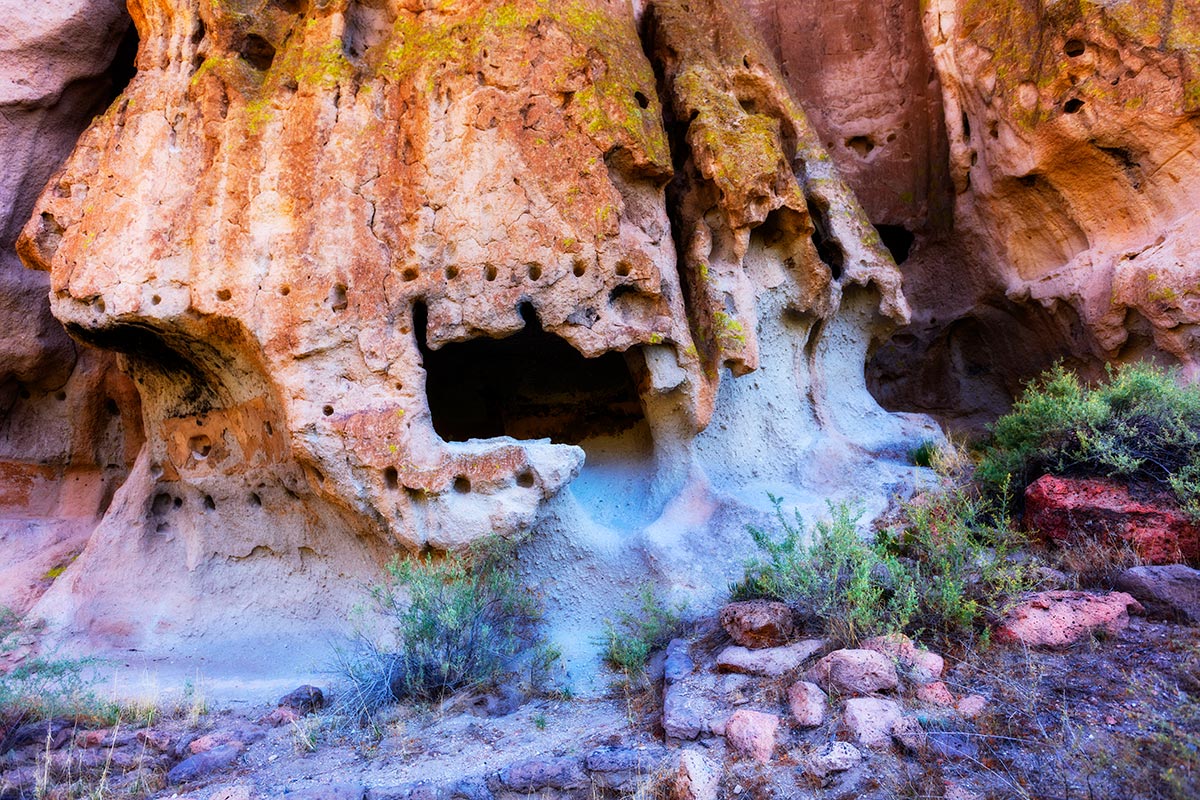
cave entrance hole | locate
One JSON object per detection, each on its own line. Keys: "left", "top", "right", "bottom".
{"left": 416, "top": 302, "right": 647, "bottom": 445}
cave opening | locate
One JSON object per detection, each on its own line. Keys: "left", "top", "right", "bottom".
{"left": 416, "top": 302, "right": 646, "bottom": 445}
{"left": 105, "top": 21, "right": 140, "bottom": 104}
{"left": 874, "top": 224, "right": 915, "bottom": 265}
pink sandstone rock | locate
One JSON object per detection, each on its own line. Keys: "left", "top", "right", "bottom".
{"left": 807, "top": 648, "right": 899, "bottom": 696}
{"left": 916, "top": 681, "right": 957, "bottom": 707}
{"left": 996, "top": 590, "right": 1144, "bottom": 648}
{"left": 786, "top": 680, "right": 827, "bottom": 727}
{"left": 723, "top": 709, "right": 779, "bottom": 764}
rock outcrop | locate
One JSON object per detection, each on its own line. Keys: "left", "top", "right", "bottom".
{"left": 4, "top": 0, "right": 1199, "bottom": 679}
{"left": 0, "top": 0, "right": 142, "bottom": 615}
{"left": 869, "top": 0, "right": 1200, "bottom": 428}
{"left": 5, "top": 0, "right": 935, "bottom": 673}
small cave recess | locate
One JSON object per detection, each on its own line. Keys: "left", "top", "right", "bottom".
{"left": 416, "top": 303, "right": 646, "bottom": 445}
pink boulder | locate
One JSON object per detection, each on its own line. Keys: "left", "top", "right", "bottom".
{"left": 723, "top": 709, "right": 779, "bottom": 764}
{"left": 1025, "top": 475, "right": 1200, "bottom": 564}
{"left": 786, "top": 680, "right": 827, "bottom": 727}
{"left": 862, "top": 633, "right": 944, "bottom": 682}
{"left": 996, "top": 590, "right": 1143, "bottom": 648}
{"left": 719, "top": 601, "right": 795, "bottom": 649}
{"left": 806, "top": 648, "right": 898, "bottom": 696}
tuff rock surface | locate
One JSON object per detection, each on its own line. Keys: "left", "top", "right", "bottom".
{"left": 4, "top": 0, "right": 936, "bottom": 675}
{"left": 2, "top": 0, "right": 1200, "bottom": 680}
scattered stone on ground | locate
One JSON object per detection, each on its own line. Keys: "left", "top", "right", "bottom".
{"left": 715, "top": 639, "right": 825, "bottom": 677}
{"left": 786, "top": 680, "right": 827, "bottom": 727}
{"left": 996, "top": 590, "right": 1144, "bottom": 647}
{"left": 723, "top": 709, "right": 779, "bottom": 764}
{"left": 1115, "top": 564, "right": 1200, "bottom": 624}
{"left": 842, "top": 697, "right": 904, "bottom": 748}
{"left": 802, "top": 741, "right": 863, "bottom": 780}
{"left": 807, "top": 648, "right": 900, "bottom": 695}
{"left": 718, "top": 601, "right": 796, "bottom": 649}
{"left": 673, "top": 750, "right": 722, "bottom": 800}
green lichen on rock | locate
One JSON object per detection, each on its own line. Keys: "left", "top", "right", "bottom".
{"left": 959, "top": 0, "right": 1200, "bottom": 122}
{"left": 374, "top": 0, "right": 669, "bottom": 169}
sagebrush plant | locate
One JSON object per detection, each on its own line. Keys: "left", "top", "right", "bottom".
{"left": 331, "top": 536, "right": 542, "bottom": 720}
{"left": 978, "top": 362, "right": 1200, "bottom": 517}
{"left": 733, "top": 467, "right": 1036, "bottom": 648}
{"left": 599, "top": 585, "right": 686, "bottom": 680}
{"left": 732, "top": 499, "right": 918, "bottom": 645}
{"left": 0, "top": 607, "right": 125, "bottom": 730}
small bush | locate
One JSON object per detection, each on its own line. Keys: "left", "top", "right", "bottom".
{"left": 332, "top": 537, "right": 541, "bottom": 719}
{"left": 600, "top": 585, "right": 686, "bottom": 679}
{"left": 733, "top": 481, "right": 1036, "bottom": 648}
{"left": 978, "top": 362, "right": 1200, "bottom": 515}
{"left": 732, "top": 500, "right": 917, "bottom": 645}
{"left": 1, "top": 608, "right": 121, "bottom": 732}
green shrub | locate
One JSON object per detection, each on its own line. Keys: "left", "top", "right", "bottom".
{"left": 0, "top": 607, "right": 120, "bottom": 730}
{"left": 332, "top": 537, "right": 542, "bottom": 718}
{"left": 733, "top": 500, "right": 917, "bottom": 645}
{"left": 599, "top": 585, "right": 686, "bottom": 679}
{"left": 978, "top": 362, "right": 1200, "bottom": 515}
{"left": 733, "top": 483, "right": 1036, "bottom": 648}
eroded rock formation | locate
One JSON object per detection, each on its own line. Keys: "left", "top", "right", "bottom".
{"left": 869, "top": 0, "right": 1200, "bottom": 427}
{"left": 5, "top": 0, "right": 1199, "bottom": 676}
{"left": 0, "top": 0, "right": 143, "bottom": 614}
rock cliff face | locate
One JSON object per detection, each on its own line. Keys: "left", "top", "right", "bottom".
{"left": 869, "top": 0, "right": 1200, "bottom": 427}
{"left": 1, "top": 0, "right": 1198, "bottom": 676}
{"left": 0, "top": 0, "right": 142, "bottom": 614}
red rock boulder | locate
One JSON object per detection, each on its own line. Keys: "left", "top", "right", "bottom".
{"left": 996, "top": 590, "right": 1143, "bottom": 648}
{"left": 1025, "top": 475, "right": 1200, "bottom": 564}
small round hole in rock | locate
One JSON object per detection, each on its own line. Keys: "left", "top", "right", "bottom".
{"left": 573, "top": 259, "right": 587, "bottom": 277}
{"left": 615, "top": 260, "right": 631, "bottom": 277}
{"left": 280, "top": 285, "right": 291, "bottom": 296}
{"left": 445, "top": 265, "right": 459, "bottom": 280}
{"left": 249, "top": 492, "right": 262, "bottom": 507}
{"left": 263, "top": 420, "right": 274, "bottom": 436}
{"left": 634, "top": 91, "right": 649, "bottom": 109}
{"left": 216, "top": 288, "right": 232, "bottom": 301}
{"left": 485, "top": 265, "right": 498, "bottom": 282}
{"left": 453, "top": 476, "right": 471, "bottom": 493}
{"left": 517, "top": 470, "right": 535, "bottom": 488}
{"left": 527, "top": 263, "right": 542, "bottom": 281}
{"left": 846, "top": 136, "right": 875, "bottom": 157}
{"left": 55, "top": 391, "right": 67, "bottom": 401}
{"left": 402, "top": 267, "right": 419, "bottom": 282}
{"left": 1064, "top": 98, "right": 1084, "bottom": 114}
{"left": 238, "top": 34, "right": 276, "bottom": 71}
{"left": 203, "top": 495, "right": 216, "bottom": 510}
{"left": 322, "top": 404, "right": 334, "bottom": 417}
{"left": 330, "top": 284, "right": 348, "bottom": 310}
{"left": 384, "top": 467, "right": 398, "bottom": 489}
{"left": 188, "top": 434, "right": 212, "bottom": 459}
{"left": 1064, "top": 39, "right": 1086, "bottom": 57}
{"left": 151, "top": 294, "right": 161, "bottom": 305}
{"left": 105, "top": 398, "right": 120, "bottom": 415}
{"left": 173, "top": 496, "right": 184, "bottom": 509}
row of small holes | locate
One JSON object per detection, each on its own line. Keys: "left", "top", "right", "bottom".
{"left": 397, "top": 259, "right": 612, "bottom": 284}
